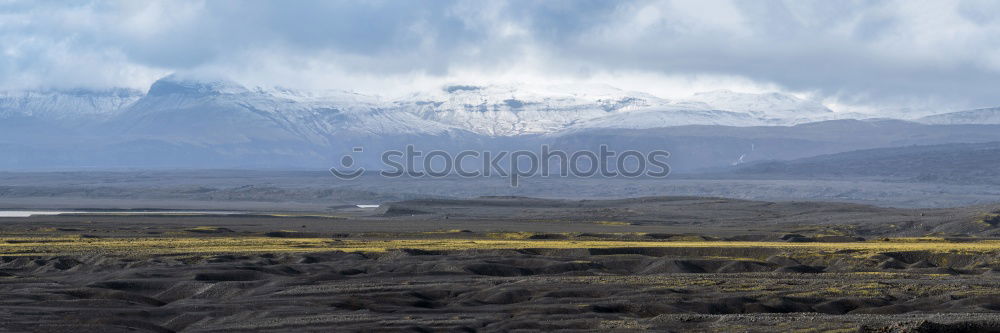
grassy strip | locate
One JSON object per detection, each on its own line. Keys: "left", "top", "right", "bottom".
{"left": 3, "top": 236, "right": 1000, "bottom": 256}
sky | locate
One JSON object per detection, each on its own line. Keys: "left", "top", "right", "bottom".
{"left": 3, "top": 0, "right": 1000, "bottom": 115}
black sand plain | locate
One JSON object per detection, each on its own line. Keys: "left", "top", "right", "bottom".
{"left": 2, "top": 196, "right": 1000, "bottom": 332}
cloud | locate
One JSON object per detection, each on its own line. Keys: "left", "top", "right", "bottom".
{"left": 3, "top": 0, "right": 1000, "bottom": 113}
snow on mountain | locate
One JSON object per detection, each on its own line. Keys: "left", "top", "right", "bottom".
{"left": 394, "top": 85, "right": 841, "bottom": 135}
{"left": 687, "top": 90, "right": 833, "bottom": 119}
{"left": 14, "top": 76, "right": 1000, "bottom": 170}
{"left": 111, "top": 76, "right": 462, "bottom": 145}
{"left": 917, "top": 107, "right": 1000, "bottom": 125}
{"left": 2, "top": 76, "right": 860, "bottom": 141}
{"left": 400, "top": 83, "right": 670, "bottom": 136}
{"left": 566, "top": 108, "right": 765, "bottom": 131}
{"left": 0, "top": 88, "right": 143, "bottom": 120}
{"left": 557, "top": 90, "right": 838, "bottom": 132}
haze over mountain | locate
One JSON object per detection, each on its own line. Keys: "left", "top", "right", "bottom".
{"left": 7, "top": 76, "right": 999, "bottom": 211}
{"left": 0, "top": 89, "right": 142, "bottom": 121}
{"left": 917, "top": 107, "right": 1000, "bottom": 125}
{"left": 728, "top": 141, "right": 1000, "bottom": 185}
{"left": 4, "top": 74, "right": 1000, "bottom": 172}
{"left": 4, "top": 75, "right": 851, "bottom": 137}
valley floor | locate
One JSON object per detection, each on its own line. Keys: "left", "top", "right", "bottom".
{"left": 1, "top": 197, "right": 1000, "bottom": 332}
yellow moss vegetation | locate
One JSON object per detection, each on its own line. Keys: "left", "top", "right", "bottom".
{"left": 4, "top": 236, "right": 1000, "bottom": 257}
{"left": 592, "top": 221, "right": 632, "bottom": 226}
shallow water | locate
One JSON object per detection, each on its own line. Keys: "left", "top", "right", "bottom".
{"left": 0, "top": 211, "right": 64, "bottom": 217}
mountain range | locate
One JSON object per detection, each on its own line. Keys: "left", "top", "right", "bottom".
{"left": 4, "top": 75, "right": 1000, "bottom": 171}
{"left": 0, "top": 75, "right": 843, "bottom": 137}
{"left": 728, "top": 141, "right": 1000, "bottom": 185}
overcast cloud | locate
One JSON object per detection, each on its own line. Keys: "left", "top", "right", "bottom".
{"left": 3, "top": 0, "right": 1000, "bottom": 114}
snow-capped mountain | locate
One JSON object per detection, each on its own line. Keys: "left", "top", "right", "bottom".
{"left": 6, "top": 75, "right": 1000, "bottom": 171}
{"left": 398, "top": 83, "right": 668, "bottom": 136}
{"left": 561, "top": 91, "right": 838, "bottom": 131}
{"left": 566, "top": 108, "right": 763, "bottom": 131}
{"left": 917, "top": 107, "right": 1000, "bottom": 125}
{"left": 110, "top": 76, "right": 463, "bottom": 145}
{"left": 0, "top": 88, "right": 142, "bottom": 121}
{"left": 687, "top": 90, "right": 833, "bottom": 120}
{"left": 0, "top": 75, "right": 850, "bottom": 138}
{"left": 397, "top": 85, "right": 838, "bottom": 135}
